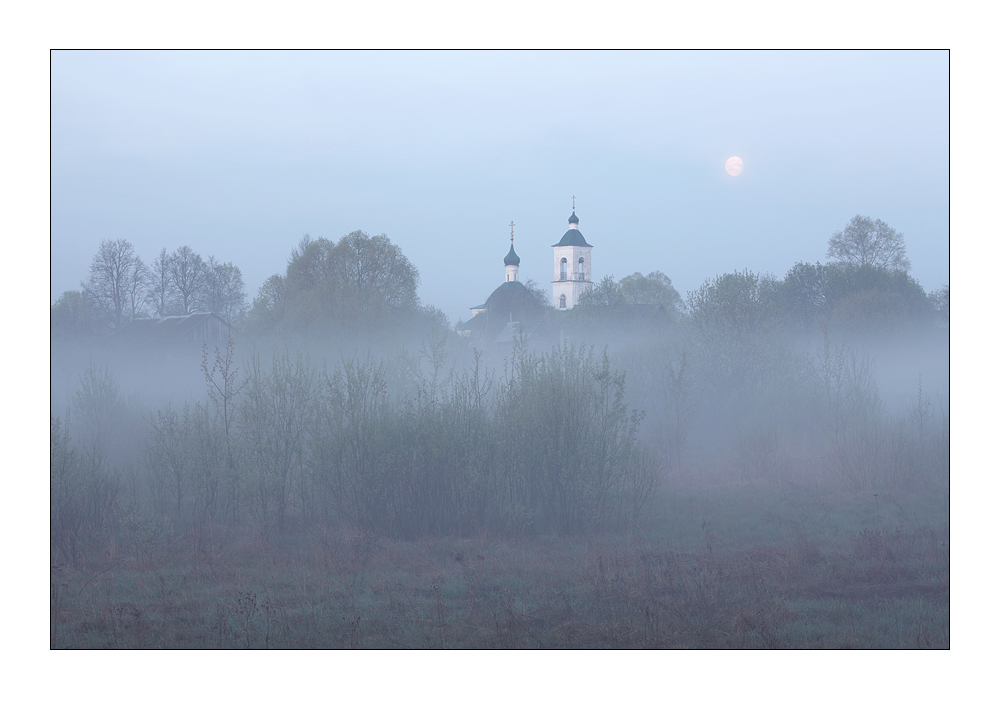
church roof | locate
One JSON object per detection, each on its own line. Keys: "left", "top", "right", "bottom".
{"left": 553, "top": 228, "right": 592, "bottom": 248}
{"left": 466, "top": 281, "right": 545, "bottom": 343}
{"left": 485, "top": 281, "right": 540, "bottom": 309}
{"left": 504, "top": 244, "right": 521, "bottom": 266}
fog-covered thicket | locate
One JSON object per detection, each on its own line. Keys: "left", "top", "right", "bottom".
{"left": 51, "top": 333, "right": 665, "bottom": 564}
{"left": 51, "top": 227, "right": 949, "bottom": 569}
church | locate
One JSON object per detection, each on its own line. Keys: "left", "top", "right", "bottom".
{"left": 457, "top": 201, "right": 594, "bottom": 345}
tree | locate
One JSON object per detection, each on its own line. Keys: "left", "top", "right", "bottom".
{"left": 577, "top": 275, "right": 624, "bottom": 306}
{"left": 169, "top": 245, "right": 207, "bottom": 314}
{"left": 685, "top": 269, "right": 789, "bottom": 414}
{"left": 929, "top": 283, "right": 949, "bottom": 321}
{"left": 51, "top": 290, "right": 99, "bottom": 337}
{"left": 146, "top": 247, "right": 174, "bottom": 317}
{"left": 81, "top": 238, "right": 149, "bottom": 329}
{"left": 203, "top": 256, "right": 247, "bottom": 324}
{"left": 772, "top": 261, "right": 828, "bottom": 333}
{"left": 286, "top": 234, "right": 334, "bottom": 295}
{"left": 330, "top": 230, "right": 419, "bottom": 316}
{"left": 827, "top": 215, "right": 910, "bottom": 271}
{"left": 618, "top": 271, "right": 683, "bottom": 316}
{"left": 578, "top": 271, "right": 682, "bottom": 318}
{"left": 247, "top": 273, "right": 287, "bottom": 331}
{"left": 280, "top": 230, "right": 421, "bottom": 334}
{"left": 522, "top": 278, "right": 550, "bottom": 308}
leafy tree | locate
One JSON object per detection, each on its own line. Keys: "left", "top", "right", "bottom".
{"left": 331, "top": 230, "right": 419, "bottom": 317}
{"left": 771, "top": 262, "right": 828, "bottom": 333}
{"left": 51, "top": 291, "right": 100, "bottom": 338}
{"left": 81, "top": 238, "right": 150, "bottom": 329}
{"left": 827, "top": 215, "right": 910, "bottom": 271}
{"left": 685, "top": 269, "right": 788, "bottom": 411}
{"left": 929, "top": 283, "right": 949, "bottom": 320}
{"left": 772, "top": 260, "right": 933, "bottom": 336}
{"left": 578, "top": 275, "right": 624, "bottom": 306}
{"left": 286, "top": 234, "right": 334, "bottom": 294}
{"left": 278, "top": 230, "right": 421, "bottom": 336}
{"left": 203, "top": 256, "right": 247, "bottom": 324}
{"left": 578, "top": 271, "right": 682, "bottom": 318}
{"left": 823, "top": 264, "right": 931, "bottom": 334}
{"left": 618, "top": 271, "right": 683, "bottom": 316}
{"left": 245, "top": 273, "right": 288, "bottom": 335}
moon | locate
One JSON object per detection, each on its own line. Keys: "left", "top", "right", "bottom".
{"left": 725, "top": 156, "right": 744, "bottom": 176}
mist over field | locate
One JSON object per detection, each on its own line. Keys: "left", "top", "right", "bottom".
{"left": 50, "top": 51, "right": 948, "bottom": 650}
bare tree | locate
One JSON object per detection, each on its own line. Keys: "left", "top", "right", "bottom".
{"left": 81, "top": 238, "right": 149, "bottom": 329}
{"left": 169, "top": 245, "right": 207, "bottom": 314}
{"left": 522, "top": 278, "right": 549, "bottom": 307}
{"left": 125, "top": 254, "right": 150, "bottom": 319}
{"left": 146, "top": 247, "right": 174, "bottom": 317}
{"left": 827, "top": 215, "right": 910, "bottom": 271}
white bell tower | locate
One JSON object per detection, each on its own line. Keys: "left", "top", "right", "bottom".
{"left": 552, "top": 196, "right": 593, "bottom": 310}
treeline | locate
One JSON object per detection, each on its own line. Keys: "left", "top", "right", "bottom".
{"left": 52, "top": 230, "right": 447, "bottom": 350}
{"left": 609, "top": 266, "right": 949, "bottom": 496}
{"left": 568, "top": 215, "right": 947, "bottom": 341}
{"left": 569, "top": 263, "right": 946, "bottom": 342}
{"left": 51, "top": 337, "right": 660, "bottom": 565}
{"left": 52, "top": 240, "right": 247, "bottom": 335}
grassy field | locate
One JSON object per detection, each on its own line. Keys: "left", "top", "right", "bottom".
{"left": 49, "top": 467, "right": 948, "bottom": 650}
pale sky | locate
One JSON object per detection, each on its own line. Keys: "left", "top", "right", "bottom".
{"left": 51, "top": 50, "right": 949, "bottom": 323}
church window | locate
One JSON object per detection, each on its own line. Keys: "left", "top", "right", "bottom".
{"left": 560, "top": 294, "right": 566, "bottom": 309}
{"left": 560, "top": 258, "right": 567, "bottom": 281}
{"left": 577, "top": 257, "right": 584, "bottom": 277}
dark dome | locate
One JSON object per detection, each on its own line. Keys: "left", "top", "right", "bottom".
{"left": 485, "top": 281, "right": 542, "bottom": 312}
{"left": 482, "top": 281, "right": 546, "bottom": 340}
{"left": 504, "top": 244, "right": 520, "bottom": 266}
{"left": 553, "top": 228, "right": 592, "bottom": 248}
{"left": 568, "top": 211, "right": 579, "bottom": 224}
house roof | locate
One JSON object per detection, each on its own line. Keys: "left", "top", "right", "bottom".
{"left": 116, "top": 311, "right": 230, "bottom": 342}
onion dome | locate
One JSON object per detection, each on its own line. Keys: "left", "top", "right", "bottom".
{"left": 504, "top": 244, "right": 520, "bottom": 266}
{"left": 554, "top": 208, "right": 592, "bottom": 247}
